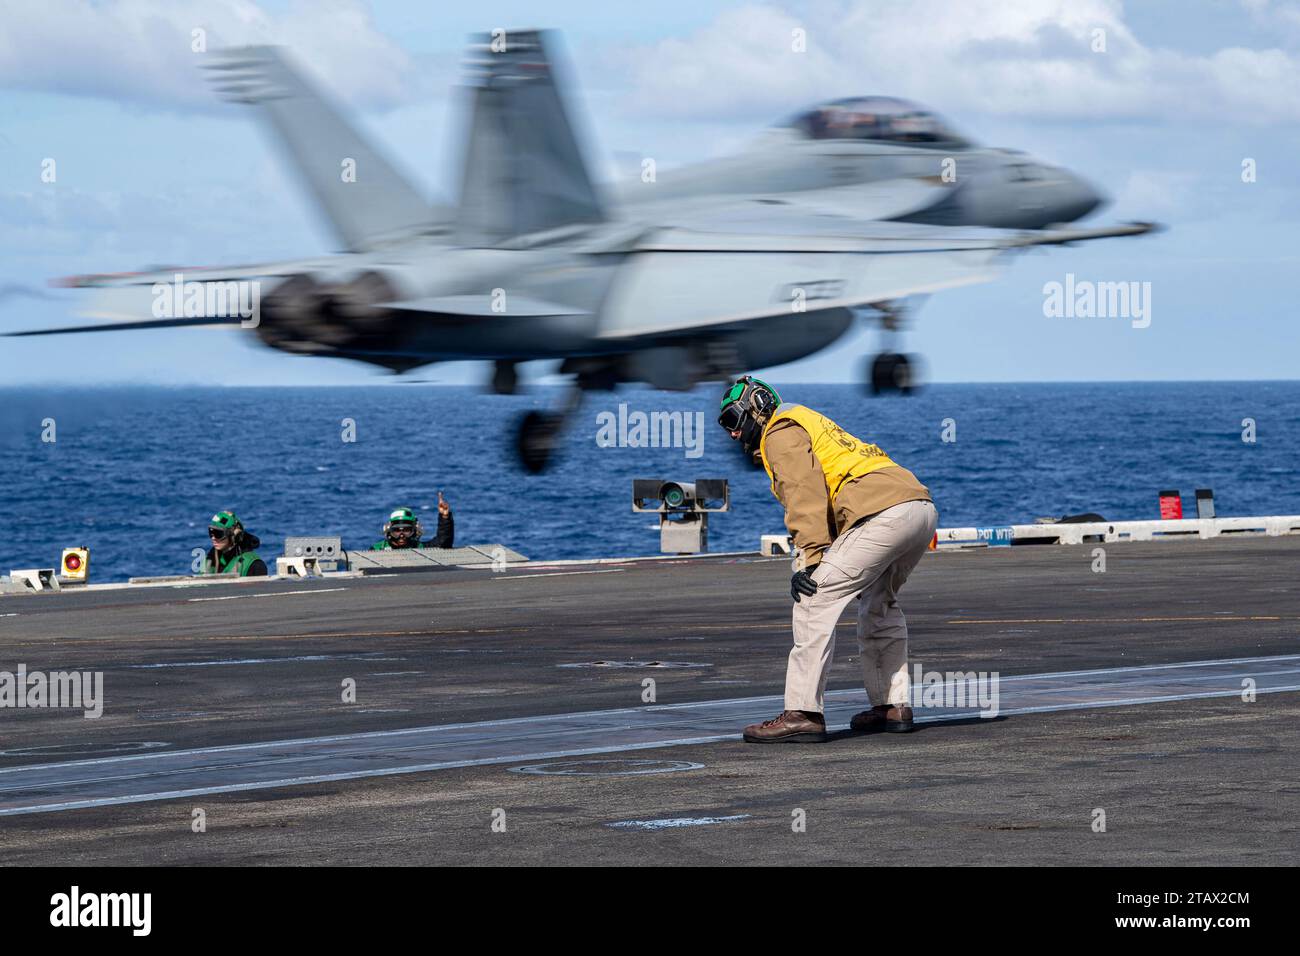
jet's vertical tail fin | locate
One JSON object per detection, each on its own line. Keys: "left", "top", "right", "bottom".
{"left": 455, "top": 30, "right": 605, "bottom": 245}
{"left": 204, "top": 46, "right": 446, "bottom": 251}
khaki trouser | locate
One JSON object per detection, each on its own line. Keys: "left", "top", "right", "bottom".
{"left": 785, "top": 498, "right": 938, "bottom": 713}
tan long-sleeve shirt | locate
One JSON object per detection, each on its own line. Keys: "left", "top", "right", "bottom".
{"left": 764, "top": 417, "right": 931, "bottom": 569}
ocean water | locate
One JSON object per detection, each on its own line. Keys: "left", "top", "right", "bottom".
{"left": 1, "top": 382, "right": 1296, "bottom": 582}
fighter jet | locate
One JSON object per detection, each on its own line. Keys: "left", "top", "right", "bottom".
{"left": 8, "top": 30, "right": 1157, "bottom": 472}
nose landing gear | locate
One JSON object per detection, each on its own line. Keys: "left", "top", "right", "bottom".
{"left": 860, "top": 298, "right": 924, "bottom": 396}
{"left": 867, "top": 352, "right": 917, "bottom": 395}
{"left": 514, "top": 364, "right": 608, "bottom": 473}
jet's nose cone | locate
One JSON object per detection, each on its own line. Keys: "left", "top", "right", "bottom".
{"left": 1062, "top": 172, "right": 1107, "bottom": 222}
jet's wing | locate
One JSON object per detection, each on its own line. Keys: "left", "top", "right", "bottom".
{"left": 1001, "top": 222, "right": 1157, "bottom": 246}
{"left": 596, "top": 215, "right": 1157, "bottom": 340}
{"left": 49, "top": 258, "right": 341, "bottom": 289}
{"left": 4, "top": 258, "right": 341, "bottom": 336}
{"left": 203, "top": 47, "right": 450, "bottom": 251}
{"left": 5, "top": 316, "right": 246, "bottom": 337}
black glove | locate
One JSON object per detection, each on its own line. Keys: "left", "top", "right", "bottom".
{"left": 791, "top": 568, "right": 819, "bottom": 602}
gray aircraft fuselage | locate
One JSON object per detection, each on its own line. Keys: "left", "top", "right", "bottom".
{"left": 614, "top": 127, "right": 1104, "bottom": 230}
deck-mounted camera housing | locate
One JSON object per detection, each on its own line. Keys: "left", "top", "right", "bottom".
{"left": 632, "top": 479, "right": 729, "bottom": 554}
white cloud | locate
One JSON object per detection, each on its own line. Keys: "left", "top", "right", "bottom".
{"left": 618, "top": 0, "right": 1300, "bottom": 125}
{"left": 0, "top": 0, "right": 424, "bottom": 111}
{"left": 1240, "top": 0, "right": 1300, "bottom": 31}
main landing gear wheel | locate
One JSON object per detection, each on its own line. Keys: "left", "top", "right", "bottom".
{"left": 868, "top": 352, "right": 915, "bottom": 395}
{"left": 492, "top": 360, "right": 519, "bottom": 395}
{"left": 516, "top": 411, "right": 566, "bottom": 474}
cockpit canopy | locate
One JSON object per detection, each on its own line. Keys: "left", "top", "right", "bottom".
{"left": 781, "top": 96, "right": 970, "bottom": 148}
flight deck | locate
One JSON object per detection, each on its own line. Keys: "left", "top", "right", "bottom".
{"left": 0, "top": 535, "right": 1296, "bottom": 865}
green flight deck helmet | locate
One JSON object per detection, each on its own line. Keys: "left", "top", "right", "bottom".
{"left": 208, "top": 510, "right": 244, "bottom": 537}
{"left": 381, "top": 507, "right": 423, "bottom": 549}
{"left": 718, "top": 375, "right": 781, "bottom": 458}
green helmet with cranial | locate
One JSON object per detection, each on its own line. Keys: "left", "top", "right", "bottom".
{"left": 719, "top": 375, "right": 780, "bottom": 414}
{"left": 209, "top": 510, "right": 242, "bottom": 532}
{"left": 717, "top": 374, "right": 782, "bottom": 460}
{"left": 388, "top": 507, "right": 417, "bottom": 525}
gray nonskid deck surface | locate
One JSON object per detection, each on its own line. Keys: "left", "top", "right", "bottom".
{"left": 1, "top": 655, "right": 1295, "bottom": 816}
{"left": 0, "top": 536, "right": 1297, "bottom": 863}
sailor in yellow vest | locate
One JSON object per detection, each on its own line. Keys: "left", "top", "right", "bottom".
{"left": 718, "top": 376, "right": 938, "bottom": 743}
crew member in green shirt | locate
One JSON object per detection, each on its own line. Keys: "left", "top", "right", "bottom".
{"left": 202, "top": 510, "right": 268, "bottom": 576}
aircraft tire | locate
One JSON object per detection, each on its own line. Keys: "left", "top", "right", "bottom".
{"left": 517, "top": 411, "right": 563, "bottom": 473}
{"left": 868, "top": 352, "right": 914, "bottom": 395}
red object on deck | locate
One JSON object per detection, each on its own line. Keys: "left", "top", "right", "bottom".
{"left": 1159, "top": 490, "right": 1183, "bottom": 520}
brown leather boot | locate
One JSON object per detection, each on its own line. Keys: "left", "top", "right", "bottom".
{"left": 849, "top": 703, "right": 914, "bottom": 734}
{"left": 743, "top": 710, "right": 828, "bottom": 743}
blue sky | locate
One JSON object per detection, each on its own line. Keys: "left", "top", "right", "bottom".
{"left": 2, "top": 0, "right": 1298, "bottom": 385}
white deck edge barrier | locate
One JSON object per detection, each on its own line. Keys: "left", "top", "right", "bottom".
{"left": 935, "top": 514, "right": 1300, "bottom": 548}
